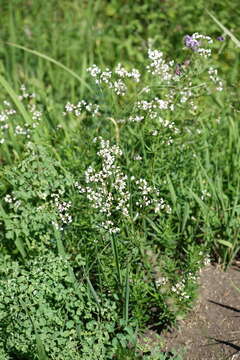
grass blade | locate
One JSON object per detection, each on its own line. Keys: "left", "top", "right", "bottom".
{"left": 0, "top": 74, "right": 31, "bottom": 124}
{"left": 111, "top": 235, "right": 122, "bottom": 286}
{"left": 123, "top": 265, "right": 130, "bottom": 324}
{"left": 86, "top": 276, "right": 101, "bottom": 309}
{"left": 217, "top": 239, "right": 233, "bottom": 249}
{"left": 5, "top": 42, "right": 92, "bottom": 92}
{"left": 166, "top": 175, "right": 177, "bottom": 205}
{"left": 15, "top": 236, "right": 27, "bottom": 259}
{"left": 34, "top": 329, "right": 49, "bottom": 360}
{"left": 19, "top": 299, "right": 48, "bottom": 360}
{"left": 189, "top": 189, "right": 207, "bottom": 214}
{"left": 181, "top": 202, "right": 190, "bottom": 232}
{"left": 207, "top": 11, "right": 240, "bottom": 48}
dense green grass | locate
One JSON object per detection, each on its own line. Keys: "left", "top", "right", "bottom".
{"left": 0, "top": 1, "right": 240, "bottom": 359}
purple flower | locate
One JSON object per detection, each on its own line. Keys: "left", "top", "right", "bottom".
{"left": 184, "top": 35, "right": 200, "bottom": 51}
{"left": 217, "top": 36, "right": 225, "bottom": 41}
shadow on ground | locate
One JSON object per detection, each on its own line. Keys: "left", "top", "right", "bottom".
{"left": 160, "top": 265, "right": 240, "bottom": 360}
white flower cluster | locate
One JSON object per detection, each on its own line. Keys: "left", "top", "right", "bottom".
{"left": 75, "top": 137, "right": 130, "bottom": 234}
{"left": 83, "top": 40, "right": 222, "bottom": 130}
{"left": 155, "top": 276, "right": 168, "bottom": 288}
{"left": 63, "top": 100, "right": 100, "bottom": 117}
{"left": 4, "top": 194, "right": 21, "bottom": 209}
{"left": 87, "top": 63, "right": 140, "bottom": 96}
{"left": 203, "top": 255, "right": 211, "bottom": 266}
{"left": 14, "top": 121, "right": 39, "bottom": 138}
{"left": 115, "top": 63, "right": 141, "bottom": 82}
{"left": 18, "top": 84, "right": 36, "bottom": 101}
{"left": 198, "top": 251, "right": 212, "bottom": 268}
{"left": 135, "top": 178, "right": 172, "bottom": 213}
{"left": 0, "top": 101, "right": 16, "bottom": 144}
{"left": 28, "top": 103, "right": 42, "bottom": 122}
{"left": 135, "top": 178, "right": 154, "bottom": 208}
{"left": 113, "top": 79, "right": 127, "bottom": 96}
{"left": 115, "top": 118, "right": 126, "bottom": 124}
{"left": 189, "top": 100, "right": 198, "bottom": 112}
{"left": 0, "top": 86, "right": 42, "bottom": 144}
{"left": 133, "top": 154, "right": 142, "bottom": 161}
{"left": 76, "top": 138, "right": 172, "bottom": 234}
{"left": 158, "top": 118, "right": 179, "bottom": 134}
{"left": 50, "top": 190, "right": 72, "bottom": 231}
{"left": 136, "top": 97, "right": 174, "bottom": 119}
{"left": 147, "top": 49, "right": 177, "bottom": 82}
{"left": 164, "top": 136, "right": 174, "bottom": 146}
{"left": 101, "top": 219, "right": 120, "bottom": 234}
{"left": 172, "top": 282, "right": 189, "bottom": 298}
{"left": 184, "top": 33, "right": 213, "bottom": 58}
{"left": 156, "top": 272, "right": 198, "bottom": 301}
{"left": 180, "top": 87, "right": 193, "bottom": 103}
{"left": 208, "top": 67, "right": 223, "bottom": 92}
{"left": 154, "top": 198, "right": 172, "bottom": 214}
{"left": 129, "top": 115, "right": 144, "bottom": 123}
{"left": 142, "top": 86, "right": 150, "bottom": 93}
{"left": 15, "top": 124, "right": 32, "bottom": 138}
{"left": 115, "top": 116, "right": 144, "bottom": 124}
{"left": 19, "top": 85, "right": 42, "bottom": 128}
{"left": 171, "top": 278, "right": 190, "bottom": 299}
{"left": 200, "top": 189, "right": 211, "bottom": 201}
{"left": 4, "top": 194, "right": 13, "bottom": 203}
{"left": 193, "top": 33, "right": 213, "bottom": 58}
{"left": 154, "top": 262, "right": 211, "bottom": 303}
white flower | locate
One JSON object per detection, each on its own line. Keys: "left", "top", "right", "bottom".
{"left": 4, "top": 194, "right": 13, "bottom": 203}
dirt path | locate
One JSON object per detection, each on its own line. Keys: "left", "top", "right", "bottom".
{"left": 162, "top": 264, "right": 240, "bottom": 360}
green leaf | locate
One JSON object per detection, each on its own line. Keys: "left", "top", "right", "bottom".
{"left": 167, "top": 175, "right": 177, "bottom": 205}
{"left": 6, "top": 231, "right": 14, "bottom": 239}
{"left": 66, "top": 320, "right": 74, "bottom": 329}
{"left": 217, "top": 239, "right": 233, "bottom": 249}
{"left": 54, "top": 230, "right": 66, "bottom": 257}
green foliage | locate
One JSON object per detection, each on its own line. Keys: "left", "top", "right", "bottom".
{"left": 0, "top": 252, "right": 136, "bottom": 360}
{"left": 0, "top": 144, "right": 74, "bottom": 257}
{"left": 0, "top": 1, "right": 239, "bottom": 358}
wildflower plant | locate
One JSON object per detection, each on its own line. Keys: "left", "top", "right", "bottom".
{"left": 61, "top": 33, "right": 223, "bottom": 180}
{"left": 62, "top": 34, "right": 229, "bottom": 326}
{"left": 75, "top": 136, "right": 172, "bottom": 236}
{"left": 0, "top": 85, "right": 42, "bottom": 151}
{"left": 0, "top": 26, "right": 238, "bottom": 360}
{"left": 183, "top": 33, "right": 213, "bottom": 57}
{"left": 75, "top": 137, "right": 129, "bottom": 234}
{"left": 1, "top": 144, "right": 74, "bottom": 256}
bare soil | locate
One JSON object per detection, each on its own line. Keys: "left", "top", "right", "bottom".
{"left": 162, "top": 263, "right": 240, "bottom": 360}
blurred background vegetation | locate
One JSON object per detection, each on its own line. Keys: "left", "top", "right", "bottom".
{"left": 1, "top": 0, "right": 240, "bottom": 100}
